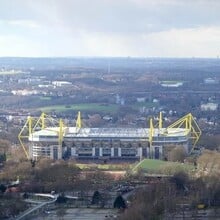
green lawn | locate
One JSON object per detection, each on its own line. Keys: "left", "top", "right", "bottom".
{"left": 76, "top": 163, "right": 130, "bottom": 171}
{"left": 133, "top": 159, "right": 194, "bottom": 175}
{"left": 39, "top": 103, "right": 118, "bottom": 113}
{"left": 77, "top": 159, "right": 194, "bottom": 175}
{"left": 134, "top": 159, "right": 166, "bottom": 170}
{"left": 38, "top": 102, "right": 159, "bottom": 114}
{"left": 39, "top": 96, "right": 52, "bottom": 100}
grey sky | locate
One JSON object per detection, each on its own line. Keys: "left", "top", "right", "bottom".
{"left": 0, "top": 0, "right": 220, "bottom": 57}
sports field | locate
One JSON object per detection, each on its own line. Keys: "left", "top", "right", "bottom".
{"left": 39, "top": 103, "right": 118, "bottom": 113}
{"left": 76, "top": 159, "right": 194, "bottom": 175}
{"left": 132, "top": 159, "right": 194, "bottom": 174}
{"left": 76, "top": 163, "right": 131, "bottom": 171}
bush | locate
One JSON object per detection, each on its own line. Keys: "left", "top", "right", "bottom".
{"left": 91, "top": 191, "right": 102, "bottom": 205}
{"left": 171, "top": 171, "right": 189, "bottom": 191}
{"left": 168, "top": 146, "right": 187, "bottom": 162}
{"left": 114, "top": 195, "right": 126, "bottom": 209}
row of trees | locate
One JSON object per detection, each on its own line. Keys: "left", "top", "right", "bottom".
{"left": 119, "top": 173, "right": 220, "bottom": 220}
{"left": 197, "top": 150, "right": 220, "bottom": 176}
{"left": 0, "top": 157, "right": 116, "bottom": 193}
{"left": 119, "top": 150, "right": 220, "bottom": 219}
{"left": 0, "top": 194, "right": 27, "bottom": 219}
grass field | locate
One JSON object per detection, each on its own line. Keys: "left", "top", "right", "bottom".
{"left": 39, "top": 96, "right": 52, "bottom": 100}
{"left": 132, "top": 159, "right": 194, "bottom": 175}
{"left": 133, "top": 159, "right": 166, "bottom": 170}
{"left": 76, "top": 159, "right": 194, "bottom": 175}
{"left": 39, "top": 103, "right": 118, "bottom": 113}
{"left": 39, "top": 102, "right": 159, "bottom": 114}
{"left": 76, "top": 163, "right": 131, "bottom": 171}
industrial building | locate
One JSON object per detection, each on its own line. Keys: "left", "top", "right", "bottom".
{"left": 18, "top": 112, "right": 201, "bottom": 161}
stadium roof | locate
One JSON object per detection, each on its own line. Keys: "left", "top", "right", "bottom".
{"left": 29, "top": 127, "right": 189, "bottom": 141}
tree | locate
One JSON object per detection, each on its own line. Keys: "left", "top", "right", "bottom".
{"left": 0, "top": 159, "right": 81, "bottom": 193}
{"left": 56, "top": 193, "right": 67, "bottom": 204}
{"left": 91, "top": 190, "right": 102, "bottom": 205}
{"left": 83, "top": 171, "right": 113, "bottom": 190}
{"left": 0, "top": 153, "right": 6, "bottom": 163}
{"left": 168, "top": 146, "right": 187, "bottom": 162}
{"left": 56, "top": 207, "right": 66, "bottom": 220}
{"left": 0, "top": 139, "right": 10, "bottom": 154}
{"left": 34, "top": 160, "right": 80, "bottom": 192}
{"left": 0, "top": 184, "right": 6, "bottom": 193}
{"left": 171, "top": 171, "right": 189, "bottom": 191}
{"left": 22, "top": 192, "right": 29, "bottom": 199}
{"left": 0, "top": 195, "right": 28, "bottom": 219}
{"left": 114, "top": 195, "right": 126, "bottom": 209}
{"left": 197, "top": 150, "right": 220, "bottom": 175}
{"left": 119, "top": 182, "right": 177, "bottom": 220}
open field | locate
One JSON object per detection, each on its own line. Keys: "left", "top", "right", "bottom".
{"left": 76, "top": 163, "right": 131, "bottom": 171}
{"left": 76, "top": 159, "right": 194, "bottom": 175}
{"left": 39, "top": 103, "right": 118, "bottom": 113}
{"left": 39, "top": 96, "right": 52, "bottom": 100}
{"left": 133, "top": 159, "right": 194, "bottom": 174}
{"left": 38, "top": 102, "right": 159, "bottom": 114}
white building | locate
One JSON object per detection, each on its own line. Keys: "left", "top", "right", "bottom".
{"left": 201, "top": 103, "right": 218, "bottom": 111}
{"left": 160, "top": 81, "right": 183, "bottom": 88}
{"left": 11, "top": 89, "right": 38, "bottom": 96}
{"left": 204, "top": 78, "right": 219, "bottom": 84}
{"left": 52, "top": 81, "right": 72, "bottom": 87}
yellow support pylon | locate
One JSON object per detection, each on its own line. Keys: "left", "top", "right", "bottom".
{"left": 167, "top": 113, "right": 201, "bottom": 151}
{"left": 149, "top": 118, "right": 154, "bottom": 146}
{"left": 76, "top": 111, "right": 82, "bottom": 128}
{"left": 18, "top": 116, "right": 33, "bottom": 160}
{"left": 149, "top": 118, "right": 155, "bottom": 158}
{"left": 18, "top": 112, "right": 62, "bottom": 160}
{"left": 159, "top": 112, "right": 163, "bottom": 129}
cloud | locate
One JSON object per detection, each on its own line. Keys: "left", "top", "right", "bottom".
{"left": 0, "top": 0, "right": 220, "bottom": 57}
{"left": 2, "top": 1, "right": 220, "bottom": 34}
{"left": 0, "top": 34, "right": 46, "bottom": 57}
{"left": 1, "top": 24, "right": 220, "bottom": 57}
{"left": 68, "top": 26, "right": 220, "bottom": 57}
{"left": 15, "top": 0, "right": 220, "bottom": 34}
{"left": 139, "top": 26, "right": 220, "bottom": 57}
{"left": 7, "top": 20, "right": 41, "bottom": 29}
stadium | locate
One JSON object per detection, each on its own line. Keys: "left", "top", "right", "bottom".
{"left": 18, "top": 112, "right": 201, "bottom": 161}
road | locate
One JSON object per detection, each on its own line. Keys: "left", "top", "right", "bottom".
{"left": 14, "top": 194, "right": 58, "bottom": 220}
{"left": 32, "top": 208, "right": 117, "bottom": 220}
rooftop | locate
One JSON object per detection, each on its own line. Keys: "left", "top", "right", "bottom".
{"left": 29, "top": 127, "right": 189, "bottom": 141}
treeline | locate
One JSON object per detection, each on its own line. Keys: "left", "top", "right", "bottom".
{"left": 0, "top": 158, "right": 114, "bottom": 193}
{"left": 119, "top": 150, "right": 220, "bottom": 220}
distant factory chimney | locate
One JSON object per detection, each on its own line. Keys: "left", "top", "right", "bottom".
{"left": 108, "top": 60, "right": 111, "bottom": 74}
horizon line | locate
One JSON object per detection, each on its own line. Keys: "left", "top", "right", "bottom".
{"left": 0, "top": 56, "right": 219, "bottom": 59}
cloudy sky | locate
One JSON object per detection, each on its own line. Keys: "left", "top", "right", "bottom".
{"left": 0, "top": 0, "right": 220, "bottom": 57}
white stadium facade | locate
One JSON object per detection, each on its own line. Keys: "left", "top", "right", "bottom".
{"left": 18, "top": 112, "right": 201, "bottom": 161}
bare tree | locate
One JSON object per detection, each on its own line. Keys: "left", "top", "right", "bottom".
{"left": 168, "top": 146, "right": 187, "bottom": 162}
